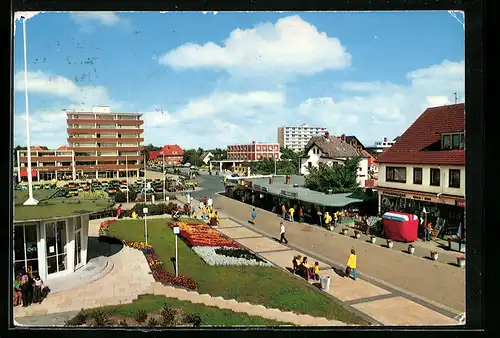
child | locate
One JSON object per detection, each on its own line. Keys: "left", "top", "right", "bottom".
{"left": 312, "top": 261, "right": 320, "bottom": 281}
{"left": 32, "top": 273, "right": 44, "bottom": 304}
{"left": 116, "top": 204, "right": 123, "bottom": 219}
{"left": 251, "top": 208, "right": 257, "bottom": 224}
{"left": 201, "top": 206, "right": 208, "bottom": 220}
{"left": 13, "top": 277, "right": 22, "bottom": 306}
{"left": 345, "top": 249, "right": 357, "bottom": 280}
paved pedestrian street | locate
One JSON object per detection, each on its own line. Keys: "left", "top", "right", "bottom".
{"left": 215, "top": 217, "right": 458, "bottom": 326}
{"left": 212, "top": 194, "right": 465, "bottom": 315}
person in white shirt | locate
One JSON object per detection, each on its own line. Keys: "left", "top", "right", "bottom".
{"left": 279, "top": 222, "right": 288, "bottom": 244}
{"left": 199, "top": 201, "right": 204, "bottom": 210}
{"left": 207, "top": 197, "right": 213, "bottom": 208}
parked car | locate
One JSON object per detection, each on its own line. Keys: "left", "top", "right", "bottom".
{"left": 105, "top": 187, "right": 117, "bottom": 195}
{"left": 120, "top": 185, "right": 129, "bottom": 192}
{"left": 68, "top": 188, "right": 79, "bottom": 197}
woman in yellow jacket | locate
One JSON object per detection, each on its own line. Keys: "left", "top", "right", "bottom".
{"left": 324, "top": 212, "right": 332, "bottom": 228}
{"left": 345, "top": 249, "right": 357, "bottom": 280}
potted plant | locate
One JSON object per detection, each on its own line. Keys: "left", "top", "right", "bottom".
{"left": 408, "top": 244, "right": 415, "bottom": 255}
{"left": 341, "top": 228, "right": 349, "bottom": 235}
{"left": 456, "top": 256, "right": 465, "bottom": 268}
{"left": 354, "top": 230, "right": 361, "bottom": 239}
{"left": 369, "top": 235, "right": 376, "bottom": 244}
{"left": 430, "top": 250, "right": 439, "bottom": 261}
{"left": 386, "top": 239, "right": 394, "bottom": 248}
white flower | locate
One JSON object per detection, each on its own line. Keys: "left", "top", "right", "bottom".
{"left": 192, "top": 246, "right": 273, "bottom": 267}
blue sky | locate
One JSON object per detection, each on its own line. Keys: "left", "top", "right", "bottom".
{"left": 13, "top": 11, "right": 464, "bottom": 149}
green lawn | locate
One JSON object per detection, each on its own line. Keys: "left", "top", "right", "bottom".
{"left": 88, "top": 294, "right": 293, "bottom": 326}
{"left": 110, "top": 219, "right": 367, "bottom": 325}
{"left": 14, "top": 190, "right": 111, "bottom": 221}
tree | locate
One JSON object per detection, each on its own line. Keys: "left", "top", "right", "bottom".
{"left": 210, "top": 148, "right": 227, "bottom": 161}
{"left": 304, "top": 157, "right": 362, "bottom": 194}
{"left": 182, "top": 148, "right": 203, "bottom": 166}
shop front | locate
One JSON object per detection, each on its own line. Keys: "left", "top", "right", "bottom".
{"left": 13, "top": 214, "right": 89, "bottom": 281}
{"left": 377, "top": 187, "right": 465, "bottom": 239}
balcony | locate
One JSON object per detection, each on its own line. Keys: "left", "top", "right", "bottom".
{"left": 69, "top": 146, "right": 144, "bottom": 152}
{"left": 26, "top": 165, "right": 73, "bottom": 172}
{"left": 74, "top": 155, "right": 142, "bottom": 161}
{"left": 67, "top": 128, "right": 144, "bottom": 134}
{"left": 75, "top": 164, "right": 143, "bottom": 170}
{"left": 19, "top": 156, "right": 73, "bottom": 162}
{"left": 68, "top": 137, "right": 144, "bottom": 143}
{"left": 67, "top": 118, "right": 144, "bottom": 126}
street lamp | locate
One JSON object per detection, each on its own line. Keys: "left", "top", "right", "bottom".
{"left": 21, "top": 16, "right": 38, "bottom": 206}
{"left": 143, "top": 207, "right": 149, "bottom": 244}
{"left": 172, "top": 224, "right": 180, "bottom": 277}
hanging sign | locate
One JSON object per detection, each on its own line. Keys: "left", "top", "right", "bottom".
{"left": 49, "top": 246, "right": 55, "bottom": 254}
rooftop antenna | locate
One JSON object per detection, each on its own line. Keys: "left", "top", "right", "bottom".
{"left": 454, "top": 92, "right": 458, "bottom": 104}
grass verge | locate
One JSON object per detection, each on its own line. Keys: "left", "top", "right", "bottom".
{"left": 110, "top": 218, "right": 367, "bottom": 325}
{"left": 83, "top": 294, "right": 293, "bottom": 326}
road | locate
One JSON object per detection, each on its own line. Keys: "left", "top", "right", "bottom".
{"left": 211, "top": 194, "right": 465, "bottom": 314}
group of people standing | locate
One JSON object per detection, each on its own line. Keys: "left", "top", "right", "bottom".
{"left": 13, "top": 271, "right": 46, "bottom": 307}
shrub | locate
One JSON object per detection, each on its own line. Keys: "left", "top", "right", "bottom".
{"left": 115, "top": 191, "right": 127, "bottom": 203}
{"left": 160, "top": 305, "right": 177, "bottom": 326}
{"left": 166, "top": 202, "right": 178, "bottom": 214}
{"left": 77, "top": 190, "right": 109, "bottom": 200}
{"left": 214, "top": 247, "right": 267, "bottom": 263}
{"left": 147, "top": 317, "right": 159, "bottom": 327}
{"left": 90, "top": 309, "right": 110, "bottom": 327}
{"left": 65, "top": 309, "right": 87, "bottom": 326}
{"left": 119, "top": 319, "right": 128, "bottom": 326}
{"left": 184, "top": 313, "right": 202, "bottom": 327}
{"left": 134, "top": 309, "right": 148, "bottom": 323}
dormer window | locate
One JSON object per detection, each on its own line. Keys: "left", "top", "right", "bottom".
{"left": 442, "top": 132, "right": 465, "bottom": 150}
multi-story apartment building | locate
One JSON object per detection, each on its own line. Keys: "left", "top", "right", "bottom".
{"left": 149, "top": 145, "right": 184, "bottom": 166}
{"left": 278, "top": 124, "right": 327, "bottom": 152}
{"left": 376, "top": 103, "right": 465, "bottom": 238}
{"left": 365, "top": 137, "right": 398, "bottom": 154}
{"left": 227, "top": 141, "right": 281, "bottom": 161}
{"left": 17, "top": 146, "right": 76, "bottom": 182}
{"left": 66, "top": 106, "right": 144, "bottom": 179}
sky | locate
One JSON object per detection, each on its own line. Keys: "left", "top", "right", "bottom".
{"left": 13, "top": 11, "right": 465, "bottom": 150}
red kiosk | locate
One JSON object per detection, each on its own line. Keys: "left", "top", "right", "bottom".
{"left": 382, "top": 212, "right": 418, "bottom": 242}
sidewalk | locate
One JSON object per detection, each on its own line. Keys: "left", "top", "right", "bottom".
{"left": 209, "top": 194, "right": 465, "bottom": 313}
{"left": 214, "top": 216, "right": 458, "bottom": 326}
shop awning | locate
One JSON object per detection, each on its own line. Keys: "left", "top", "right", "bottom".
{"left": 19, "top": 168, "right": 37, "bottom": 177}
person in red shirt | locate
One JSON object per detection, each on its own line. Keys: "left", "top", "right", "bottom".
{"left": 298, "top": 206, "right": 304, "bottom": 223}
{"left": 116, "top": 204, "right": 123, "bottom": 219}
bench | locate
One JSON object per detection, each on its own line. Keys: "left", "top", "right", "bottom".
{"left": 291, "top": 259, "right": 314, "bottom": 281}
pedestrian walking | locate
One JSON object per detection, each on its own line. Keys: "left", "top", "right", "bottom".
{"left": 279, "top": 222, "right": 288, "bottom": 244}
{"left": 317, "top": 209, "right": 323, "bottom": 227}
{"left": 299, "top": 206, "right": 304, "bottom": 223}
{"left": 324, "top": 212, "right": 332, "bottom": 228}
{"left": 338, "top": 210, "right": 343, "bottom": 224}
{"left": 281, "top": 204, "right": 287, "bottom": 219}
{"left": 345, "top": 249, "right": 357, "bottom": 280}
{"left": 207, "top": 197, "right": 213, "bottom": 209}
{"left": 32, "top": 273, "right": 44, "bottom": 304}
{"left": 289, "top": 206, "right": 295, "bottom": 222}
{"left": 425, "top": 222, "right": 433, "bottom": 241}
{"left": 251, "top": 208, "right": 257, "bottom": 224}
{"left": 116, "top": 204, "right": 123, "bottom": 219}
{"left": 199, "top": 200, "right": 204, "bottom": 210}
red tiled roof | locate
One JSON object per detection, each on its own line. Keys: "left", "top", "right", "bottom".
{"left": 149, "top": 150, "right": 161, "bottom": 160}
{"left": 57, "top": 146, "right": 71, "bottom": 150}
{"left": 377, "top": 103, "right": 465, "bottom": 165}
{"left": 30, "top": 146, "right": 45, "bottom": 150}
{"left": 160, "top": 144, "right": 184, "bottom": 157}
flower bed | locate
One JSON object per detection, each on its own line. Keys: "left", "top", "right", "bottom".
{"left": 122, "top": 241, "right": 197, "bottom": 290}
{"left": 168, "top": 222, "right": 240, "bottom": 248}
{"left": 192, "top": 247, "right": 272, "bottom": 266}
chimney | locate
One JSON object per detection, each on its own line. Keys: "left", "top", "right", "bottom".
{"left": 268, "top": 177, "right": 272, "bottom": 184}
{"left": 285, "top": 175, "right": 291, "bottom": 184}
{"left": 383, "top": 137, "right": 387, "bottom": 142}
{"left": 324, "top": 131, "right": 330, "bottom": 139}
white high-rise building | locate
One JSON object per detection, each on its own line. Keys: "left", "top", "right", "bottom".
{"left": 277, "top": 124, "right": 327, "bottom": 152}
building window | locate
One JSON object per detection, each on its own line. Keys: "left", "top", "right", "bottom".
{"left": 386, "top": 166, "right": 406, "bottom": 183}
{"left": 413, "top": 167, "right": 423, "bottom": 184}
{"left": 430, "top": 168, "right": 441, "bottom": 186}
{"left": 449, "top": 169, "right": 461, "bottom": 188}
{"left": 442, "top": 133, "right": 464, "bottom": 150}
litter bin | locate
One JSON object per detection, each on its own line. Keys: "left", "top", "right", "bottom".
{"left": 320, "top": 276, "right": 331, "bottom": 291}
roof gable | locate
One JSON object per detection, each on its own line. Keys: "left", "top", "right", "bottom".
{"left": 377, "top": 103, "right": 465, "bottom": 165}
{"left": 305, "top": 134, "right": 366, "bottom": 159}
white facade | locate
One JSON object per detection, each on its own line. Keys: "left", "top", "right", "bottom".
{"left": 378, "top": 163, "right": 465, "bottom": 199}
{"left": 367, "top": 137, "right": 396, "bottom": 153}
{"left": 14, "top": 214, "right": 89, "bottom": 282}
{"left": 299, "top": 145, "right": 369, "bottom": 187}
{"left": 278, "top": 124, "right": 327, "bottom": 152}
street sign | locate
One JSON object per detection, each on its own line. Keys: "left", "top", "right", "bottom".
{"left": 143, "top": 207, "right": 149, "bottom": 214}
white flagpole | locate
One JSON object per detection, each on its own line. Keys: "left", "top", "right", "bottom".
{"left": 22, "top": 17, "right": 38, "bottom": 206}
{"left": 163, "top": 152, "right": 166, "bottom": 201}
{"left": 144, "top": 153, "right": 147, "bottom": 204}
{"left": 126, "top": 155, "right": 129, "bottom": 203}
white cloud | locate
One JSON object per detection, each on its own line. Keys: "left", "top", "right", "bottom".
{"left": 70, "top": 12, "right": 121, "bottom": 26}
{"left": 297, "top": 59, "right": 465, "bottom": 145}
{"left": 13, "top": 71, "right": 129, "bottom": 148}
{"left": 159, "top": 15, "right": 351, "bottom": 78}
